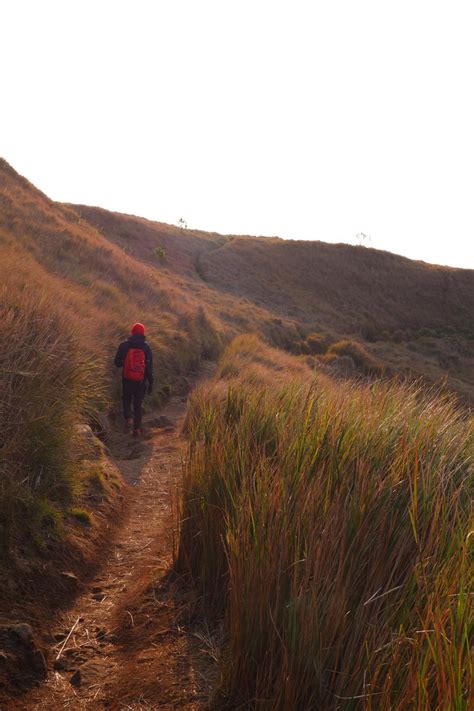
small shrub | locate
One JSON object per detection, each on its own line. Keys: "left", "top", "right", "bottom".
{"left": 328, "top": 339, "right": 383, "bottom": 375}
{"left": 153, "top": 246, "right": 166, "bottom": 262}
{"left": 296, "top": 340, "right": 309, "bottom": 354}
{"left": 32, "top": 498, "right": 63, "bottom": 532}
{"left": 195, "top": 307, "right": 222, "bottom": 359}
{"left": 392, "top": 329, "right": 406, "bottom": 343}
{"left": 327, "top": 353, "right": 356, "bottom": 376}
{"left": 305, "top": 332, "right": 329, "bottom": 354}
{"left": 439, "top": 352, "right": 460, "bottom": 369}
{"left": 418, "top": 327, "right": 436, "bottom": 338}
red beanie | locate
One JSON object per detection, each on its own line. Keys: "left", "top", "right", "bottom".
{"left": 131, "top": 323, "right": 145, "bottom": 336}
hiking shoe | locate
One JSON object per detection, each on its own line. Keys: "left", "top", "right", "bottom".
{"left": 133, "top": 428, "right": 143, "bottom": 438}
{"left": 124, "top": 418, "right": 133, "bottom": 434}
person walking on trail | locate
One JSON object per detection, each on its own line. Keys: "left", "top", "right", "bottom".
{"left": 114, "top": 323, "right": 153, "bottom": 436}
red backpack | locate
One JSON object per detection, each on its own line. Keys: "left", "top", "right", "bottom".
{"left": 123, "top": 348, "right": 146, "bottom": 381}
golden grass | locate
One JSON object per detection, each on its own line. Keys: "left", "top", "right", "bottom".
{"left": 0, "top": 154, "right": 472, "bottom": 576}
{"left": 177, "top": 336, "right": 473, "bottom": 710}
{"left": 0, "top": 276, "right": 100, "bottom": 552}
{"left": 0, "top": 160, "right": 225, "bottom": 556}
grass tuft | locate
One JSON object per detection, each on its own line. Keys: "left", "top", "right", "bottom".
{"left": 87, "top": 469, "right": 106, "bottom": 492}
{"left": 327, "top": 338, "right": 383, "bottom": 375}
{"left": 68, "top": 507, "right": 93, "bottom": 526}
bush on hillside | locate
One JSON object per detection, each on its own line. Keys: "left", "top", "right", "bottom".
{"left": 153, "top": 245, "right": 166, "bottom": 262}
{"left": 324, "top": 352, "right": 356, "bottom": 376}
{"left": 305, "top": 331, "right": 330, "bottom": 354}
{"left": 328, "top": 338, "right": 383, "bottom": 375}
{"left": 262, "top": 319, "right": 304, "bottom": 353}
{"left": 173, "top": 306, "right": 222, "bottom": 371}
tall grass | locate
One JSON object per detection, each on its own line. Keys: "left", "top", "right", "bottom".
{"left": 177, "top": 336, "right": 473, "bottom": 710}
{"left": 0, "top": 282, "right": 102, "bottom": 554}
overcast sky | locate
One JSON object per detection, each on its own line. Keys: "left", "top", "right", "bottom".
{"left": 1, "top": 1, "right": 473, "bottom": 268}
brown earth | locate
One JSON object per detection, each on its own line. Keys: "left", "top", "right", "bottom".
{"left": 5, "top": 380, "right": 216, "bottom": 710}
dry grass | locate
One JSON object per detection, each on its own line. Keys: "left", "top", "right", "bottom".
{"left": 1, "top": 154, "right": 472, "bottom": 558}
{"left": 0, "top": 155, "right": 473, "bottom": 707}
{"left": 0, "top": 277, "right": 100, "bottom": 553}
{"left": 0, "top": 158, "right": 225, "bottom": 387}
{"left": 198, "top": 235, "right": 474, "bottom": 334}
{"left": 76, "top": 189, "right": 474, "bottom": 402}
{"left": 2, "top": 158, "right": 473, "bottom": 401}
{"left": 0, "top": 160, "right": 224, "bottom": 558}
{"left": 177, "top": 336, "right": 473, "bottom": 710}
{"left": 325, "top": 339, "right": 384, "bottom": 375}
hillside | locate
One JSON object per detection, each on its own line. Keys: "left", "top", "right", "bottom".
{"left": 1, "top": 160, "right": 473, "bottom": 708}
{"left": 0, "top": 158, "right": 228, "bottom": 621}
{"left": 1, "top": 159, "right": 473, "bottom": 404}
{"left": 75, "top": 202, "right": 474, "bottom": 335}
{"left": 199, "top": 236, "right": 473, "bottom": 332}
{"left": 75, "top": 204, "right": 474, "bottom": 403}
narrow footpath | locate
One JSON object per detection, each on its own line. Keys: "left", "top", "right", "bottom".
{"left": 16, "top": 383, "right": 216, "bottom": 710}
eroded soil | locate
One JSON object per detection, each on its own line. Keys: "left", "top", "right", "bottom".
{"left": 10, "top": 388, "right": 216, "bottom": 710}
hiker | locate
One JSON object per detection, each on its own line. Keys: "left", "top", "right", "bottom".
{"left": 114, "top": 323, "right": 153, "bottom": 436}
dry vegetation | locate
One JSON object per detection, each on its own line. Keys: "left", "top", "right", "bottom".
{"left": 0, "top": 155, "right": 472, "bottom": 556}
{"left": 76, "top": 200, "right": 474, "bottom": 404}
{"left": 0, "top": 159, "right": 473, "bottom": 707}
{"left": 0, "top": 159, "right": 223, "bottom": 562}
{"left": 0, "top": 280, "right": 97, "bottom": 553}
{"left": 198, "top": 235, "right": 474, "bottom": 333}
{"left": 177, "top": 336, "right": 473, "bottom": 710}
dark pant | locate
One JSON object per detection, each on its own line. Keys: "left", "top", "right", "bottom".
{"left": 122, "top": 379, "right": 146, "bottom": 429}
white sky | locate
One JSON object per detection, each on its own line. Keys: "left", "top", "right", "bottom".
{"left": 1, "top": 1, "right": 473, "bottom": 269}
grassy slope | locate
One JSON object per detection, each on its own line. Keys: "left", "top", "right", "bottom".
{"left": 178, "top": 335, "right": 473, "bottom": 710}
{"left": 0, "top": 159, "right": 225, "bottom": 578}
{"left": 1, "top": 156, "right": 473, "bottom": 555}
{"left": 72, "top": 203, "right": 474, "bottom": 403}
{"left": 0, "top": 161, "right": 472, "bottom": 703}
{"left": 0, "top": 159, "right": 295, "bottom": 573}
{"left": 199, "top": 236, "right": 474, "bottom": 333}
{"left": 3, "top": 156, "right": 468, "bottom": 399}
{"left": 75, "top": 201, "right": 474, "bottom": 335}
{"left": 0, "top": 159, "right": 227, "bottom": 385}
{"left": 69, "top": 204, "right": 301, "bottom": 345}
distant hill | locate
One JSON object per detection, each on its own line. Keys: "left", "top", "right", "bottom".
{"left": 75, "top": 203, "right": 474, "bottom": 334}
{"left": 1, "top": 158, "right": 473, "bottom": 402}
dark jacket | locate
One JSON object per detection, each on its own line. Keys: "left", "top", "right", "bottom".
{"left": 114, "top": 334, "right": 154, "bottom": 386}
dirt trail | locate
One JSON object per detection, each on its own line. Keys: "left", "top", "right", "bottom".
{"left": 16, "top": 383, "right": 215, "bottom": 710}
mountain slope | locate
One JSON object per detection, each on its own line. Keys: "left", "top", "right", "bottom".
{"left": 1, "top": 158, "right": 472, "bottom": 708}
{"left": 70, "top": 202, "right": 474, "bottom": 402}
{"left": 1, "top": 158, "right": 473, "bottom": 403}
{"left": 75, "top": 202, "right": 473, "bottom": 335}
{"left": 198, "top": 236, "right": 473, "bottom": 333}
